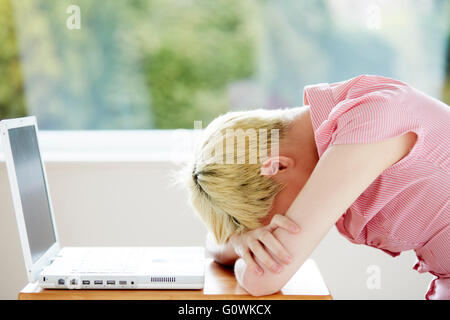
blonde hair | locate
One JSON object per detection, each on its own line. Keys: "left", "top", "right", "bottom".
{"left": 184, "top": 108, "right": 295, "bottom": 244}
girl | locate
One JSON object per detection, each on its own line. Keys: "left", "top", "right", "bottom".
{"left": 185, "top": 74, "right": 450, "bottom": 299}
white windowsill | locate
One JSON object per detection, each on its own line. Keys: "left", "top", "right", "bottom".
{"left": 0, "top": 130, "right": 200, "bottom": 163}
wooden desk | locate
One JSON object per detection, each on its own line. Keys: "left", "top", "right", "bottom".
{"left": 18, "top": 258, "right": 332, "bottom": 300}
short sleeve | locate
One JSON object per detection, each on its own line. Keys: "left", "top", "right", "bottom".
{"left": 305, "top": 74, "right": 423, "bottom": 161}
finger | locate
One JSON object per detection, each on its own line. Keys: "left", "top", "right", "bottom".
{"left": 258, "top": 230, "right": 293, "bottom": 264}
{"left": 248, "top": 239, "right": 282, "bottom": 273}
{"left": 240, "top": 249, "right": 264, "bottom": 276}
{"left": 270, "top": 214, "right": 300, "bottom": 234}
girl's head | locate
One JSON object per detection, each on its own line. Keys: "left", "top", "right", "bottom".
{"left": 185, "top": 108, "right": 304, "bottom": 244}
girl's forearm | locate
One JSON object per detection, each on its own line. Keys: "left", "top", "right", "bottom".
{"left": 205, "top": 232, "right": 239, "bottom": 266}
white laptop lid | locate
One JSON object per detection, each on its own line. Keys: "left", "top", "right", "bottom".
{"left": 0, "top": 116, "right": 60, "bottom": 283}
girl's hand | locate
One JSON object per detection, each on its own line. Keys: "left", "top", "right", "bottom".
{"left": 229, "top": 214, "right": 300, "bottom": 276}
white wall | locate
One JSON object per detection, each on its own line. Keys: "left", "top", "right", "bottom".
{"left": 0, "top": 161, "right": 433, "bottom": 299}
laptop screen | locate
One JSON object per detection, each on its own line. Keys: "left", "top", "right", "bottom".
{"left": 8, "top": 125, "right": 56, "bottom": 263}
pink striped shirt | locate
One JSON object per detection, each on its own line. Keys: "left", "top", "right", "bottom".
{"left": 303, "top": 74, "right": 450, "bottom": 300}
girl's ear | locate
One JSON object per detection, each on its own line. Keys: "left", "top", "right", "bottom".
{"left": 260, "top": 156, "right": 295, "bottom": 176}
{"left": 260, "top": 157, "right": 279, "bottom": 176}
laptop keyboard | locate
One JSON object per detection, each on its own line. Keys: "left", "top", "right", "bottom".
{"left": 70, "top": 249, "right": 140, "bottom": 274}
{"left": 63, "top": 247, "right": 203, "bottom": 275}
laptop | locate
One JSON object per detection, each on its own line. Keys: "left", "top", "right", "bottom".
{"left": 0, "top": 116, "right": 205, "bottom": 289}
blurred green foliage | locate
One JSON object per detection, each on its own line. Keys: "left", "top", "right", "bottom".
{"left": 0, "top": 0, "right": 448, "bottom": 129}
{"left": 139, "top": 0, "right": 259, "bottom": 128}
{"left": 0, "top": 0, "right": 259, "bottom": 129}
{"left": 444, "top": 32, "right": 450, "bottom": 104}
{"left": 0, "top": 0, "right": 26, "bottom": 119}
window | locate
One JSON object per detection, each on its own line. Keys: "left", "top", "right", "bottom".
{"left": 1, "top": 0, "right": 449, "bottom": 130}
